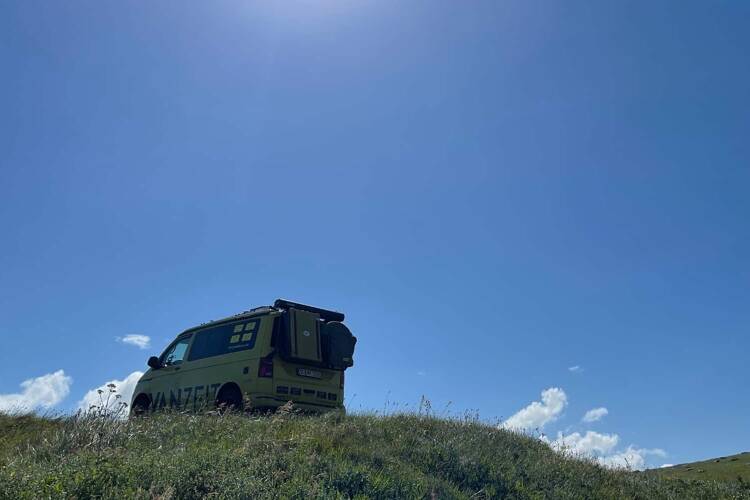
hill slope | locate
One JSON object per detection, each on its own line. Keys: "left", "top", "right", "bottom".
{"left": 0, "top": 412, "right": 747, "bottom": 499}
{"left": 655, "top": 452, "right": 750, "bottom": 483}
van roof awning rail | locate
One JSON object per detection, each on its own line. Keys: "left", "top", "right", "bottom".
{"left": 273, "top": 299, "right": 345, "bottom": 322}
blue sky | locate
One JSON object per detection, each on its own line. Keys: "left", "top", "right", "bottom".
{"left": 1, "top": 1, "right": 748, "bottom": 469}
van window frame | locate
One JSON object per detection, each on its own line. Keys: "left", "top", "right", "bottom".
{"left": 160, "top": 334, "right": 193, "bottom": 366}
{"left": 186, "top": 317, "right": 262, "bottom": 362}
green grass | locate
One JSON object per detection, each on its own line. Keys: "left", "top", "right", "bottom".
{"left": 654, "top": 452, "right": 750, "bottom": 483}
{"left": 0, "top": 411, "right": 748, "bottom": 499}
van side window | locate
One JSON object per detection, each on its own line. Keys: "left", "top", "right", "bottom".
{"left": 162, "top": 336, "right": 191, "bottom": 366}
{"left": 188, "top": 319, "right": 261, "bottom": 361}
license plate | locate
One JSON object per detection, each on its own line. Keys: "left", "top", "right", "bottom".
{"left": 296, "top": 368, "right": 322, "bottom": 379}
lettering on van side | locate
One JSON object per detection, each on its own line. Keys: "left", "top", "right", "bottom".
{"left": 149, "top": 383, "right": 222, "bottom": 411}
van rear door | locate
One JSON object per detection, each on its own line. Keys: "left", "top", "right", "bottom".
{"left": 284, "top": 308, "right": 323, "bottom": 364}
{"left": 272, "top": 308, "right": 340, "bottom": 407}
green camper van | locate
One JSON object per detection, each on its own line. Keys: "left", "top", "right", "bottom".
{"left": 129, "top": 300, "right": 357, "bottom": 415}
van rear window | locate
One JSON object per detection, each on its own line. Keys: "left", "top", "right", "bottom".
{"left": 188, "top": 319, "right": 260, "bottom": 361}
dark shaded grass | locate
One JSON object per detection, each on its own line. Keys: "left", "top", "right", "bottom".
{"left": 0, "top": 412, "right": 747, "bottom": 499}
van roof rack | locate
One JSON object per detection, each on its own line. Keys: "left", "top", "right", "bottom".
{"left": 273, "top": 299, "right": 345, "bottom": 322}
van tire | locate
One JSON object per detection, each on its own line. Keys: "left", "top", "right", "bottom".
{"left": 131, "top": 395, "right": 150, "bottom": 416}
{"left": 216, "top": 384, "right": 243, "bottom": 413}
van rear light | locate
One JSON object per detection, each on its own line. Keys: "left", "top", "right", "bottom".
{"left": 340, "top": 370, "right": 344, "bottom": 389}
{"left": 258, "top": 355, "right": 273, "bottom": 378}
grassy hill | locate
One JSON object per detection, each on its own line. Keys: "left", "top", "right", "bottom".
{"left": 0, "top": 411, "right": 748, "bottom": 499}
{"left": 655, "top": 452, "right": 750, "bottom": 483}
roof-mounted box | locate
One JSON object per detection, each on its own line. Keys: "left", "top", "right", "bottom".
{"left": 273, "top": 299, "right": 345, "bottom": 323}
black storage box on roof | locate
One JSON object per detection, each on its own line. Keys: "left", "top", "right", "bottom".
{"left": 274, "top": 299, "right": 344, "bottom": 323}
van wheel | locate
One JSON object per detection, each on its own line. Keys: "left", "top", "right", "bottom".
{"left": 131, "top": 395, "right": 150, "bottom": 417}
{"left": 215, "top": 385, "right": 243, "bottom": 413}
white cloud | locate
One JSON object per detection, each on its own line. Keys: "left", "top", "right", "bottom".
{"left": 548, "top": 430, "right": 619, "bottom": 455}
{"left": 582, "top": 407, "right": 608, "bottom": 423}
{"left": 77, "top": 371, "right": 144, "bottom": 414}
{"left": 505, "top": 387, "right": 667, "bottom": 470}
{"left": 116, "top": 334, "right": 151, "bottom": 349}
{"left": 568, "top": 365, "right": 582, "bottom": 373}
{"left": 659, "top": 463, "right": 674, "bottom": 468}
{"left": 599, "top": 446, "right": 666, "bottom": 470}
{"left": 0, "top": 370, "right": 72, "bottom": 413}
{"left": 547, "top": 430, "right": 666, "bottom": 471}
{"left": 501, "top": 387, "right": 567, "bottom": 431}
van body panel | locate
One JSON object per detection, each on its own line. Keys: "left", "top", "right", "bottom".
{"left": 271, "top": 358, "right": 341, "bottom": 407}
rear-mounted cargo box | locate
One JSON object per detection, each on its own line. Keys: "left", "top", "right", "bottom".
{"left": 273, "top": 300, "right": 356, "bottom": 370}
{"left": 287, "top": 308, "right": 323, "bottom": 364}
